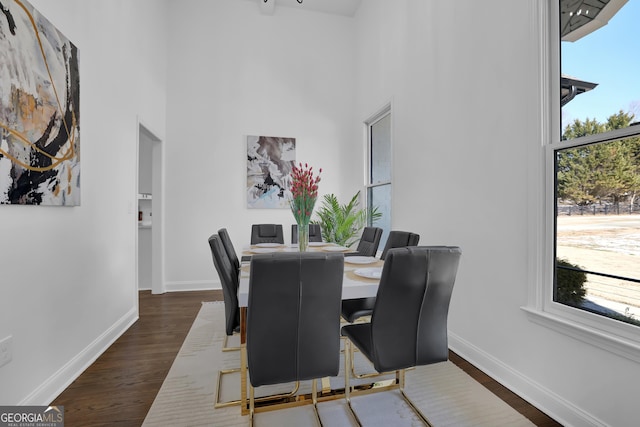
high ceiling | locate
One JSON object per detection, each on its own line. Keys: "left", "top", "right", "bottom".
{"left": 252, "top": 0, "right": 625, "bottom": 26}
{"left": 245, "top": 0, "right": 362, "bottom": 17}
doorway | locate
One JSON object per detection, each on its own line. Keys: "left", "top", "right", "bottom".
{"left": 137, "top": 121, "right": 163, "bottom": 294}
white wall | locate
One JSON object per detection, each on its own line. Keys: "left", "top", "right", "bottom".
{"left": 4, "top": 1, "right": 638, "bottom": 424}
{"left": 0, "top": 0, "right": 167, "bottom": 404}
{"left": 353, "top": 1, "right": 640, "bottom": 426}
{"left": 164, "top": 0, "right": 359, "bottom": 290}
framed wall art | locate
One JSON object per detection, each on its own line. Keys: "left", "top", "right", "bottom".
{"left": 0, "top": 0, "right": 80, "bottom": 205}
{"left": 246, "top": 135, "right": 295, "bottom": 209}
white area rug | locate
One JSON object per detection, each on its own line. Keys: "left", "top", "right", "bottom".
{"left": 143, "top": 302, "right": 534, "bottom": 426}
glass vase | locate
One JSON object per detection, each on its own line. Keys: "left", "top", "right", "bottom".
{"left": 298, "top": 222, "right": 309, "bottom": 252}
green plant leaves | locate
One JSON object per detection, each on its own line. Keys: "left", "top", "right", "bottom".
{"left": 313, "top": 191, "right": 382, "bottom": 247}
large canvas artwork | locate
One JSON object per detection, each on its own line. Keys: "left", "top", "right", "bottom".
{"left": 247, "top": 135, "right": 295, "bottom": 209}
{"left": 0, "top": 0, "right": 80, "bottom": 205}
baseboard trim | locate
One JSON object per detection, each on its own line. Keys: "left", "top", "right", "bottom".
{"left": 20, "top": 307, "right": 139, "bottom": 405}
{"left": 449, "top": 332, "right": 605, "bottom": 427}
{"left": 164, "top": 280, "right": 220, "bottom": 292}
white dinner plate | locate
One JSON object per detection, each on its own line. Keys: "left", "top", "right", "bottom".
{"left": 322, "top": 246, "right": 349, "bottom": 252}
{"left": 344, "top": 256, "right": 378, "bottom": 265}
{"left": 255, "top": 243, "right": 284, "bottom": 248}
{"left": 250, "top": 247, "right": 280, "bottom": 254}
{"left": 308, "top": 242, "right": 327, "bottom": 247}
{"left": 354, "top": 268, "right": 383, "bottom": 279}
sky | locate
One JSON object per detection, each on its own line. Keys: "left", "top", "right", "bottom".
{"left": 561, "top": 0, "right": 640, "bottom": 128}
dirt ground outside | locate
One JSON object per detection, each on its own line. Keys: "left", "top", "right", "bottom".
{"left": 556, "top": 214, "right": 640, "bottom": 319}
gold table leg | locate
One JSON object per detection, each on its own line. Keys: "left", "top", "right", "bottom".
{"left": 321, "top": 377, "right": 331, "bottom": 394}
{"left": 240, "top": 307, "right": 248, "bottom": 415}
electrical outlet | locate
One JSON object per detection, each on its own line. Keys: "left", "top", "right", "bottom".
{"left": 0, "top": 335, "right": 13, "bottom": 368}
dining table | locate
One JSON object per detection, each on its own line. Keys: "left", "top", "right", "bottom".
{"left": 236, "top": 241, "right": 384, "bottom": 415}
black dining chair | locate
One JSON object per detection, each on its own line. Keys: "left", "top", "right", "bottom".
{"left": 208, "top": 234, "right": 242, "bottom": 408}
{"left": 341, "top": 246, "right": 462, "bottom": 426}
{"left": 247, "top": 252, "right": 344, "bottom": 425}
{"left": 291, "top": 223, "right": 323, "bottom": 244}
{"left": 218, "top": 228, "right": 240, "bottom": 275}
{"left": 342, "top": 230, "right": 421, "bottom": 324}
{"left": 208, "top": 234, "right": 240, "bottom": 339}
{"left": 344, "top": 226, "right": 382, "bottom": 257}
{"left": 380, "top": 230, "right": 420, "bottom": 260}
{"left": 250, "top": 224, "right": 284, "bottom": 244}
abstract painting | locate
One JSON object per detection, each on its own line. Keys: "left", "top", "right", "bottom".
{"left": 0, "top": 0, "right": 80, "bottom": 205}
{"left": 247, "top": 135, "right": 295, "bottom": 209}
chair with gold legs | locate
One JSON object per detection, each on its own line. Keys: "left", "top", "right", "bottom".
{"left": 246, "top": 252, "right": 344, "bottom": 426}
{"left": 210, "top": 232, "right": 303, "bottom": 408}
{"left": 341, "top": 246, "right": 462, "bottom": 426}
{"left": 217, "top": 228, "right": 241, "bottom": 352}
{"left": 208, "top": 234, "right": 241, "bottom": 408}
{"left": 341, "top": 230, "right": 420, "bottom": 326}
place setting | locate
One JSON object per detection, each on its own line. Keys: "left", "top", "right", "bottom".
{"left": 344, "top": 256, "right": 379, "bottom": 265}
{"left": 248, "top": 242, "right": 286, "bottom": 253}
{"left": 353, "top": 267, "right": 383, "bottom": 279}
{"left": 254, "top": 242, "right": 284, "bottom": 248}
{"left": 321, "top": 245, "right": 350, "bottom": 252}
{"left": 308, "top": 241, "right": 328, "bottom": 247}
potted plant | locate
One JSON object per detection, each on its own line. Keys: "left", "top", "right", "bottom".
{"left": 313, "top": 191, "right": 381, "bottom": 248}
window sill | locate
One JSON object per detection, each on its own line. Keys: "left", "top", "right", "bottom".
{"left": 521, "top": 305, "right": 640, "bottom": 363}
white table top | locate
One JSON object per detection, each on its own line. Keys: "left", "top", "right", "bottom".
{"left": 238, "top": 247, "right": 382, "bottom": 307}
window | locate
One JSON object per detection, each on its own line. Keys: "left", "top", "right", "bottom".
{"left": 525, "top": 0, "right": 640, "bottom": 360}
{"left": 556, "top": 0, "right": 640, "bottom": 326}
{"left": 366, "top": 106, "right": 392, "bottom": 249}
{"left": 555, "top": 136, "right": 640, "bottom": 326}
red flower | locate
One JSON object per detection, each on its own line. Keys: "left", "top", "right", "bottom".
{"left": 289, "top": 163, "right": 322, "bottom": 225}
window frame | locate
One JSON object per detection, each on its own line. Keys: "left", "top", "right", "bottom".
{"left": 364, "top": 104, "right": 392, "bottom": 243}
{"left": 522, "top": 0, "right": 640, "bottom": 363}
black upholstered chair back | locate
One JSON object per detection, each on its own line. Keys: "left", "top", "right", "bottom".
{"left": 247, "top": 252, "right": 344, "bottom": 387}
{"left": 354, "top": 226, "right": 383, "bottom": 256}
{"left": 250, "top": 224, "right": 284, "bottom": 244}
{"left": 380, "top": 230, "right": 420, "bottom": 260}
{"left": 341, "top": 230, "right": 421, "bottom": 322}
{"left": 291, "top": 223, "right": 323, "bottom": 244}
{"left": 208, "top": 234, "right": 240, "bottom": 336}
{"left": 370, "top": 246, "right": 461, "bottom": 372}
{"left": 218, "top": 228, "right": 240, "bottom": 274}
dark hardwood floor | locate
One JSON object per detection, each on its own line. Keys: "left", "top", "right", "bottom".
{"left": 52, "top": 290, "right": 562, "bottom": 426}
{"left": 52, "top": 290, "right": 219, "bottom": 427}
